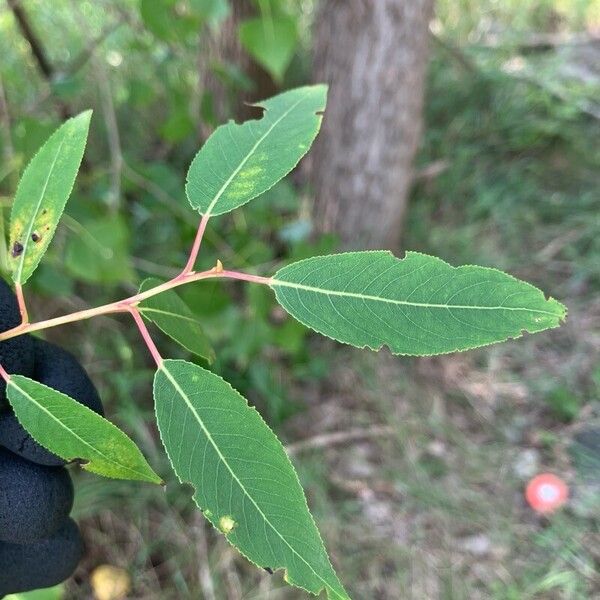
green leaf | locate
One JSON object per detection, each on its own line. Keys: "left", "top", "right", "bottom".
{"left": 6, "top": 585, "right": 63, "bottom": 600}
{"left": 190, "top": 0, "right": 230, "bottom": 27}
{"left": 239, "top": 16, "right": 299, "bottom": 82}
{"left": 64, "top": 215, "right": 134, "bottom": 284}
{"left": 153, "top": 360, "right": 349, "bottom": 599}
{"left": 271, "top": 251, "right": 567, "bottom": 356}
{"left": 139, "top": 278, "right": 215, "bottom": 363}
{"left": 9, "top": 111, "right": 91, "bottom": 285}
{"left": 140, "top": 0, "right": 199, "bottom": 41}
{"left": 185, "top": 85, "right": 327, "bottom": 217}
{"left": 7, "top": 375, "right": 161, "bottom": 484}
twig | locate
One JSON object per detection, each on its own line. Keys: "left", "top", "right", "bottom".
{"left": 182, "top": 213, "right": 210, "bottom": 275}
{"left": 509, "top": 71, "right": 600, "bottom": 121}
{"left": 128, "top": 306, "right": 162, "bottom": 367}
{"left": 6, "top": 0, "right": 53, "bottom": 79}
{"left": 131, "top": 257, "right": 180, "bottom": 279}
{"left": 122, "top": 163, "right": 242, "bottom": 264}
{"left": 414, "top": 159, "right": 449, "bottom": 182}
{"left": 122, "top": 163, "right": 197, "bottom": 226}
{"left": 0, "top": 267, "right": 273, "bottom": 342}
{"left": 71, "top": 1, "right": 122, "bottom": 209}
{"left": 0, "top": 74, "right": 15, "bottom": 169}
{"left": 14, "top": 283, "right": 29, "bottom": 324}
{"left": 286, "top": 425, "right": 395, "bottom": 455}
{"left": 475, "top": 31, "right": 600, "bottom": 52}
{"left": 429, "top": 30, "right": 479, "bottom": 73}
{"left": 66, "top": 21, "right": 122, "bottom": 77}
{"left": 96, "top": 66, "right": 123, "bottom": 212}
{"left": 0, "top": 73, "right": 14, "bottom": 274}
{"left": 6, "top": 0, "right": 70, "bottom": 119}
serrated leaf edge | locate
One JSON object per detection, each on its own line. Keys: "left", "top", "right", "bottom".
{"left": 154, "top": 360, "right": 349, "bottom": 599}
{"left": 7, "top": 375, "right": 161, "bottom": 484}
{"left": 185, "top": 85, "right": 327, "bottom": 218}
{"left": 10, "top": 110, "right": 92, "bottom": 284}
{"left": 270, "top": 250, "right": 567, "bottom": 357}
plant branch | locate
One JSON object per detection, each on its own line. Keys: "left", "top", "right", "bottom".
{"left": 6, "top": 0, "right": 70, "bottom": 119}
{"left": 0, "top": 73, "right": 14, "bottom": 274}
{"left": 128, "top": 307, "right": 162, "bottom": 367}
{"left": 0, "top": 268, "right": 273, "bottom": 342}
{"left": 286, "top": 426, "right": 395, "bottom": 455}
{"left": 14, "top": 283, "right": 29, "bottom": 324}
{"left": 182, "top": 213, "right": 211, "bottom": 275}
{"left": 0, "top": 361, "right": 9, "bottom": 382}
{"left": 7, "top": 0, "right": 54, "bottom": 79}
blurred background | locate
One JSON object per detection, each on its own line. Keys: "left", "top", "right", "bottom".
{"left": 1, "top": 0, "right": 600, "bottom": 598}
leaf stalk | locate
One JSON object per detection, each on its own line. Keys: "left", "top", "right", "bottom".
{"left": 0, "top": 269, "right": 273, "bottom": 342}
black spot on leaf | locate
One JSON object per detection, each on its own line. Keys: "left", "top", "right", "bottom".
{"left": 11, "top": 242, "right": 24, "bottom": 258}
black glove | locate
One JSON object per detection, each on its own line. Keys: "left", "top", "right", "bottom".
{"left": 0, "top": 278, "right": 104, "bottom": 595}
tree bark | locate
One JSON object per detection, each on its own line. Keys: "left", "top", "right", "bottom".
{"left": 311, "top": 0, "right": 434, "bottom": 250}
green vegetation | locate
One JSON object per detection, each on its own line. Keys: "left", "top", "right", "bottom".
{"left": 0, "top": 0, "right": 598, "bottom": 598}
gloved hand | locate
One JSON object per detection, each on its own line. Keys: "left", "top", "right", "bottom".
{"left": 0, "top": 278, "right": 103, "bottom": 595}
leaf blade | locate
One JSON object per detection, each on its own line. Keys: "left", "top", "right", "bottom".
{"left": 138, "top": 278, "right": 215, "bottom": 362}
{"left": 7, "top": 375, "right": 161, "bottom": 484}
{"left": 271, "top": 251, "right": 566, "bottom": 356}
{"left": 185, "top": 85, "right": 326, "bottom": 217}
{"left": 153, "top": 360, "right": 349, "bottom": 599}
{"left": 239, "top": 16, "right": 299, "bottom": 82}
{"left": 9, "top": 111, "right": 92, "bottom": 284}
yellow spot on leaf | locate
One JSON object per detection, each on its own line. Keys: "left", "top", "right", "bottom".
{"left": 218, "top": 515, "right": 236, "bottom": 534}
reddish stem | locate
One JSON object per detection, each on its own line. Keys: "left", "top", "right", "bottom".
{"left": 128, "top": 307, "right": 163, "bottom": 367}
{"left": 181, "top": 213, "right": 210, "bottom": 275}
{"left": 0, "top": 362, "right": 9, "bottom": 382}
{"left": 0, "top": 268, "right": 273, "bottom": 342}
{"left": 218, "top": 270, "right": 273, "bottom": 286}
{"left": 15, "top": 283, "right": 29, "bottom": 324}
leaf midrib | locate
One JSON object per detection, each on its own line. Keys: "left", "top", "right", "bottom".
{"left": 140, "top": 306, "right": 202, "bottom": 326}
{"left": 14, "top": 136, "right": 66, "bottom": 283}
{"left": 271, "top": 279, "right": 561, "bottom": 317}
{"left": 202, "top": 92, "right": 311, "bottom": 217}
{"left": 159, "top": 363, "right": 347, "bottom": 600}
{"left": 8, "top": 379, "right": 154, "bottom": 481}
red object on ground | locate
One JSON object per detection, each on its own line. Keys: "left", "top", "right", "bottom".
{"left": 525, "top": 473, "right": 569, "bottom": 513}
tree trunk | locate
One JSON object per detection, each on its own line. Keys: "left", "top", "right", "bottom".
{"left": 311, "top": 0, "right": 434, "bottom": 250}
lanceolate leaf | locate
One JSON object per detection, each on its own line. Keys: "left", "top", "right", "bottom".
{"left": 9, "top": 111, "right": 92, "bottom": 285}
{"left": 154, "top": 360, "right": 349, "bottom": 599}
{"left": 271, "top": 251, "right": 567, "bottom": 356}
{"left": 7, "top": 375, "right": 161, "bottom": 484}
{"left": 185, "top": 85, "right": 326, "bottom": 217}
{"left": 138, "top": 278, "right": 214, "bottom": 363}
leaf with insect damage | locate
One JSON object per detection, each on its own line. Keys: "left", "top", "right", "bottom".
{"left": 185, "top": 85, "right": 326, "bottom": 217}
{"left": 271, "top": 251, "right": 566, "bottom": 356}
{"left": 154, "top": 360, "right": 349, "bottom": 599}
{"left": 9, "top": 111, "right": 91, "bottom": 285}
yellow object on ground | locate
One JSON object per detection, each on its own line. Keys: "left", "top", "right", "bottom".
{"left": 90, "top": 565, "right": 131, "bottom": 600}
